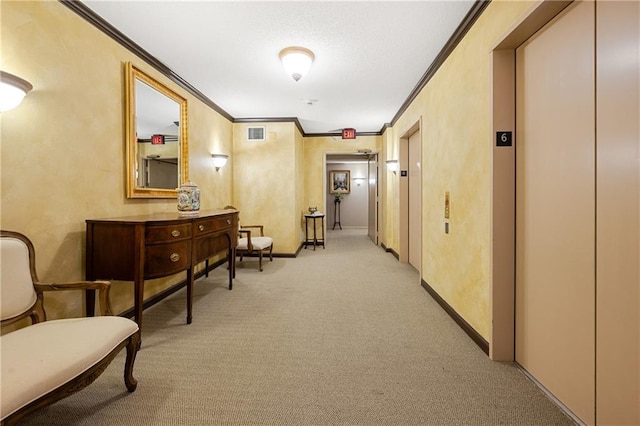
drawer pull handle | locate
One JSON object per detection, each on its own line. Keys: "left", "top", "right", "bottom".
{"left": 198, "top": 225, "right": 205, "bottom": 231}
{"left": 170, "top": 253, "right": 180, "bottom": 262}
{"left": 171, "top": 230, "right": 181, "bottom": 237}
{"left": 226, "top": 219, "right": 231, "bottom": 224}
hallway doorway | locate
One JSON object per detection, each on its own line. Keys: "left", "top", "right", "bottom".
{"left": 325, "top": 152, "right": 378, "bottom": 244}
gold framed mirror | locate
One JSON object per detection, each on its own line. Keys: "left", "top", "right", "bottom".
{"left": 125, "top": 62, "right": 188, "bottom": 198}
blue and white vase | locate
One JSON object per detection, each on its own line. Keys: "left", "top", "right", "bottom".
{"left": 177, "top": 181, "right": 200, "bottom": 215}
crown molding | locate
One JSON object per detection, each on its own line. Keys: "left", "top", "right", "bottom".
{"left": 60, "top": 0, "right": 489, "bottom": 137}
{"left": 59, "top": 0, "right": 233, "bottom": 122}
{"left": 391, "top": 0, "right": 491, "bottom": 127}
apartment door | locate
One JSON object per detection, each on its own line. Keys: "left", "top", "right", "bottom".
{"left": 408, "top": 130, "right": 421, "bottom": 270}
{"left": 515, "top": 1, "right": 595, "bottom": 424}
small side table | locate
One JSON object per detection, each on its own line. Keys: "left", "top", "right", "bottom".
{"left": 332, "top": 200, "right": 342, "bottom": 230}
{"left": 304, "top": 212, "right": 325, "bottom": 250}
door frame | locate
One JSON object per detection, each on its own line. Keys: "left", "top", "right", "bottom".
{"left": 398, "top": 120, "right": 421, "bottom": 268}
{"left": 324, "top": 151, "right": 379, "bottom": 235}
{"left": 490, "top": 0, "right": 572, "bottom": 361}
{"left": 367, "top": 153, "right": 379, "bottom": 244}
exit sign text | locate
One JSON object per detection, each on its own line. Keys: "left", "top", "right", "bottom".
{"left": 151, "top": 134, "right": 165, "bottom": 145}
{"left": 342, "top": 128, "right": 356, "bottom": 139}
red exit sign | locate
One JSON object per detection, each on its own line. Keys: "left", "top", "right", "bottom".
{"left": 151, "top": 134, "right": 165, "bottom": 145}
{"left": 342, "top": 128, "right": 356, "bottom": 139}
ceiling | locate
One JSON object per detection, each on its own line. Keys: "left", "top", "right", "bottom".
{"left": 81, "top": 1, "right": 476, "bottom": 135}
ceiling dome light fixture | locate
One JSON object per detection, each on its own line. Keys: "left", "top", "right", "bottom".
{"left": 279, "top": 46, "right": 315, "bottom": 82}
{"left": 0, "top": 71, "right": 33, "bottom": 112}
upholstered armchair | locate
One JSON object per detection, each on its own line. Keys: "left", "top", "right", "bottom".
{"left": 0, "top": 230, "right": 140, "bottom": 425}
{"left": 224, "top": 206, "right": 273, "bottom": 272}
{"left": 237, "top": 225, "right": 274, "bottom": 272}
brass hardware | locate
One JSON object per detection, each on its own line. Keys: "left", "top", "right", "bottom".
{"left": 170, "top": 253, "right": 180, "bottom": 262}
{"left": 445, "top": 191, "right": 450, "bottom": 219}
{"left": 226, "top": 219, "right": 231, "bottom": 224}
{"left": 171, "top": 230, "right": 181, "bottom": 237}
{"left": 198, "top": 225, "right": 205, "bottom": 231}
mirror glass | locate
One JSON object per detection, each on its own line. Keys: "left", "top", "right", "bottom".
{"left": 126, "top": 62, "right": 188, "bottom": 198}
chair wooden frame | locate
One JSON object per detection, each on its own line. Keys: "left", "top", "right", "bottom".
{"left": 237, "top": 225, "right": 273, "bottom": 272}
{"left": 0, "top": 230, "right": 140, "bottom": 426}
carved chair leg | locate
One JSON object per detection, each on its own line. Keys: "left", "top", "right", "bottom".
{"left": 124, "top": 331, "right": 140, "bottom": 392}
{"left": 258, "top": 252, "right": 263, "bottom": 271}
{"left": 268, "top": 245, "right": 273, "bottom": 262}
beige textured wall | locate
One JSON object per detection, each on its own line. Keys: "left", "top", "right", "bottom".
{"left": 302, "top": 135, "right": 380, "bottom": 216}
{"left": 1, "top": 0, "right": 545, "bottom": 344}
{"left": 1, "top": 1, "right": 233, "bottom": 319}
{"left": 388, "top": 0, "right": 535, "bottom": 339}
{"left": 232, "top": 122, "right": 300, "bottom": 254}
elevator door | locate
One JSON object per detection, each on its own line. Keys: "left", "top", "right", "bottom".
{"left": 515, "top": 2, "right": 595, "bottom": 424}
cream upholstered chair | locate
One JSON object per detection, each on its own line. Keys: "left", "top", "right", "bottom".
{"left": 0, "top": 230, "right": 140, "bottom": 425}
{"left": 237, "top": 225, "right": 274, "bottom": 271}
{"left": 224, "top": 206, "right": 273, "bottom": 272}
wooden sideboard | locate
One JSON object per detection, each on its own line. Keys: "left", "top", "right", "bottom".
{"left": 85, "top": 209, "right": 238, "bottom": 334}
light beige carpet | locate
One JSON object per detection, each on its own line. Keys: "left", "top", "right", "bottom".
{"left": 18, "top": 229, "right": 575, "bottom": 425}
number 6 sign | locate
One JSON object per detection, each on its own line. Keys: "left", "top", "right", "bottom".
{"left": 496, "top": 131, "right": 512, "bottom": 147}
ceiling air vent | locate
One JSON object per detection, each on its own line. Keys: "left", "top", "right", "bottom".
{"left": 247, "top": 126, "right": 265, "bottom": 141}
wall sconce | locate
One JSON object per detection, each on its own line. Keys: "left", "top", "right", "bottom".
{"left": 0, "top": 71, "right": 33, "bottom": 112}
{"left": 211, "top": 154, "right": 228, "bottom": 172}
{"left": 279, "top": 46, "right": 315, "bottom": 82}
{"left": 385, "top": 160, "right": 399, "bottom": 174}
{"left": 353, "top": 177, "right": 366, "bottom": 186}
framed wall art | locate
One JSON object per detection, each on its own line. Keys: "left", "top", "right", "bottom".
{"left": 330, "top": 170, "right": 350, "bottom": 194}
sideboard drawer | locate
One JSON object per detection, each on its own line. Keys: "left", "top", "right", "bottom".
{"left": 194, "top": 215, "right": 235, "bottom": 236}
{"left": 145, "top": 241, "right": 191, "bottom": 278}
{"left": 146, "top": 223, "right": 192, "bottom": 243}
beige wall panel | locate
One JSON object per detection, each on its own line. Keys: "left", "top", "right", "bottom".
{"left": 595, "top": 1, "right": 640, "bottom": 424}
{"left": 381, "top": 129, "right": 398, "bottom": 251}
{"left": 1, "top": 2, "right": 233, "bottom": 319}
{"left": 515, "top": 2, "right": 595, "bottom": 424}
{"left": 302, "top": 135, "right": 380, "bottom": 251}
{"left": 367, "top": 154, "right": 378, "bottom": 243}
{"left": 302, "top": 135, "right": 380, "bottom": 215}
{"left": 390, "top": 0, "right": 535, "bottom": 339}
{"left": 490, "top": 49, "right": 515, "bottom": 361}
{"left": 232, "top": 122, "right": 298, "bottom": 254}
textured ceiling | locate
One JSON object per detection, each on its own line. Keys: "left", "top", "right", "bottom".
{"left": 82, "top": 1, "right": 475, "bottom": 135}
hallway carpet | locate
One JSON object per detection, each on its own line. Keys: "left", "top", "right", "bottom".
{"left": 19, "top": 229, "right": 575, "bottom": 425}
